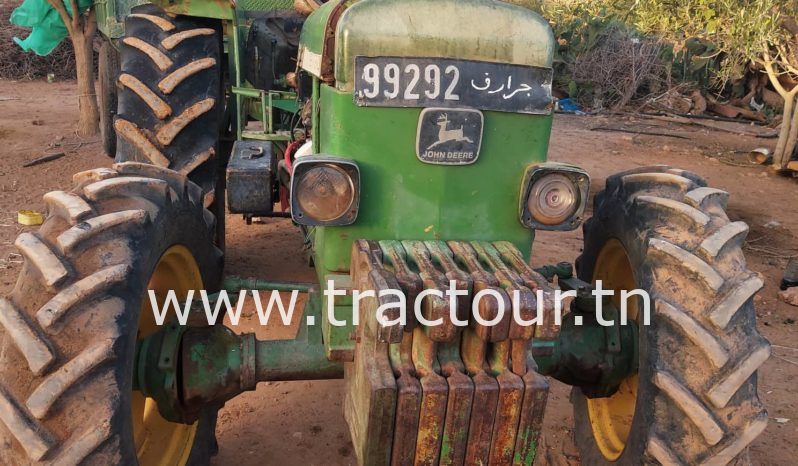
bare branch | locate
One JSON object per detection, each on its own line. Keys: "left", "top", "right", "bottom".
{"left": 763, "top": 49, "right": 790, "bottom": 97}
{"left": 769, "top": 46, "right": 798, "bottom": 85}
{"left": 46, "top": 0, "right": 73, "bottom": 36}
{"left": 68, "top": 0, "right": 80, "bottom": 31}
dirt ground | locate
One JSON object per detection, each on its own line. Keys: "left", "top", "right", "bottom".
{"left": 0, "top": 80, "right": 796, "bottom": 465}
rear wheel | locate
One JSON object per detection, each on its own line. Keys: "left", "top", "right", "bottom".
{"left": 116, "top": 4, "right": 225, "bottom": 248}
{"left": 0, "top": 163, "right": 222, "bottom": 465}
{"left": 574, "top": 166, "right": 770, "bottom": 465}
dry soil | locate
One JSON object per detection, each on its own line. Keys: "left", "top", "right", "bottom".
{"left": 0, "top": 80, "right": 795, "bottom": 465}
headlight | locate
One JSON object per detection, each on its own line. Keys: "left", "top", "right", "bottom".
{"left": 290, "top": 156, "right": 360, "bottom": 226}
{"left": 520, "top": 163, "right": 589, "bottom": 231}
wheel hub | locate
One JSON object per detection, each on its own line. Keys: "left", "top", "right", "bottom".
{"left": 586, "top": 239, "right": 640, "bottom": 461}
{"left": 134, "top": 245, "right": 202, "bottom": 466}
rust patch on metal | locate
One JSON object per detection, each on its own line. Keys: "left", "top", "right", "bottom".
{"left": 448, "top": 241, "right": 511, "bottom": 342}
{"left": 511, "top": 339, "right": 528, "bottom": 377}
{"left": 350, "top": 240, "right": 404, "bottom": 343}
{"left": 118, "top": 74, "right": 172, "bottom": 120}
{"left": 461, "top": 327, "right": 498, "bottom": 465}
{"left": 492, "top": 241, "right": 559, "bottom": 343}
{"left": 128, "top": 13, "right": 176, "bottom": 31}
{"left": 345, "top": 250, "right": 397, "bottom": 464}
{"left": 437, "top": 340, "right": 474, "bottom": 466}
{"left": 158, "top": 58, "right": 217, "bottom": 95}
{"left": 178, "top": 146, "right": 215, "bottom": 175}
{"left": 472, "top": 242, "right": 537, "bottom": 341}
{"left": 379, "top": 241, "right": 423, "bottom": 332}
{"left": 388, "top": 333, "right": 421, "bottom": 465}
{"left": 426, "top": 241, "right": 472, "bottom": 325}
{"left": 411, "top": 327, "right": 447, "bottom": 465}
{"left": 513, "top": 352, "right": 549, "bottom": 466}
{"left": 122, "top": 37, "right": 173, "bottom": 71}
{"left": 507, "top": 287, "right": 537, "bottom": 341}
{"left": 156, "top": 98, "right": 215, "bottom": 145}
{"left": 402, "top": 240, "right": 455, "bottom": 342}
{"left": 488, "top": 340, "right": 524, "bottom": 465}
{"left": 366, "top": 268, "right": 406, "bottom": 343}
{"left": 161, "top": 28, "right": 216, "bottom": 50}
{"left": 113, "top": 119, "right": 170, "bottom": 167}
{"left": 320, "top": 0, "right": 349, "bottom": 84}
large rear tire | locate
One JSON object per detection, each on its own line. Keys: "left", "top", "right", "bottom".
{"left": 0, "top": 163, "right": 222, "bottom": 465}
{"left": 115, "top": 4, "right": 225, "bottom": 248}
{"left": 574, "top": 166, "right": 770, "bottom": 465}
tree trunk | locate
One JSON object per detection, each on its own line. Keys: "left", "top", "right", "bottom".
{"left": 773, "top": 94, "right": 796, "bottom": 168}
{"left": 782, "top": 95, "right": 798, "bottom": 166}
{"left": 72, "top": 29, "right": 99, "bottom": 137}
{"left": 47, "top": 0, "right": 99, "bottom": 137}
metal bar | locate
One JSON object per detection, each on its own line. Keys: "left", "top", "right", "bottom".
{"left": 255, "top": 337, "right": 344, "bottom": 382}
{"left": 231, "top": 86, "right": 263, "bottom": 98}
{"left": 222, "top": 275, "right": 315, "bottom": 293}
{"left": 232, "top": 17, "right": 243, "bottom": 140}
{"left": 267, "top": 92, "right": 273, "bottom": 134}
{"left": 261, "top": 212, "right": 292, "bottom": 218}
{"left": 265, "top": 293, "right": 336, "bottom": 387}
{"left": 312, "top": 77, "right": 320, "bottom": 153}
{"left": 240, "top": 131, "right": 292, "bottom": 141}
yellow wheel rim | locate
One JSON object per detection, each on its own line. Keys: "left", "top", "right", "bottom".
{"left": 587, "top": 239, "right": 639, "bottom": 461}
{"left": 134, "top": 245, "right": 201, "bottom": 466}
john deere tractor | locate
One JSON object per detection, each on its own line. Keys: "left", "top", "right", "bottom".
{"left": 0, "top": 0, "right": 770, "bottom": 464}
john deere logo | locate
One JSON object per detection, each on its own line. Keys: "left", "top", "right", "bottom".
{"left": 416, "top": 108, "right": 483, "bottom": 165}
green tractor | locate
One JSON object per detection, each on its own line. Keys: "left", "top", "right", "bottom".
{"left": 0, "top": 0, "right": 770, "bottom": 464}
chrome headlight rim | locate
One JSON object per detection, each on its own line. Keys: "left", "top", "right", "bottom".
{"left": 290, "top": 156, "right": 361, "bottom": 226}
{"left": 519, "top": 163, "right": 589, "bottom": 231}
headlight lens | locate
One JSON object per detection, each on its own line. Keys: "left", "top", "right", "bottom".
{"left": 290, "top": 156, "right": 360, "bottom": 226}
{"left": 520, "top": 163, "right": 589, "bottom": 231}
{"left": 295, "top": 164, "right": 355, "bottom": 222}
{"left": 528, "top": 173, "right": 579, "bottom": 225}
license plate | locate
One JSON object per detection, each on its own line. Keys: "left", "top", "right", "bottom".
{"left": 354, "top": 56, "right": 553, "bottom": 114}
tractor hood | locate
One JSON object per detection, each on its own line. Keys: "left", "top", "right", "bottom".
{"left": 333, "top": 0, "right": 554, "bottom": 91}
{"left": 298, "top": 0, "right": 554, "bottom": 88}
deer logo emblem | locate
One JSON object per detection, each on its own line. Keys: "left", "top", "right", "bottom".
{"left": 426, "top": 113, "right": 474, "bottom": 150}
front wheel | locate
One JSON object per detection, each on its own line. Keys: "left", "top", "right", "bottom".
{"left": 574, "top": 166, "right": 770, "bottom": 465}
{"left": 0, "top": 163, "right": 222, "bottom": 465}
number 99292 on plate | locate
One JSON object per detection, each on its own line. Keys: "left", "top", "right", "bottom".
{"left": 354, "top": 56, "right": 553, "bottom": 115}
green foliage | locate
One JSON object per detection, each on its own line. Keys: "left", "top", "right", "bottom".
{"left": 537, "top": 0, "right": 798, "bottom": 167}
{"left": 538, "top": 0, "right": 797, "bottom": 100}
{"left": 630, "top": 0, "right": 794, "bottom": 81}
{"left": 541, "top": 1, "right": 665, "bottom": 108}
{"left": 667, "top": 38, "right": 724, "bottom": 87}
